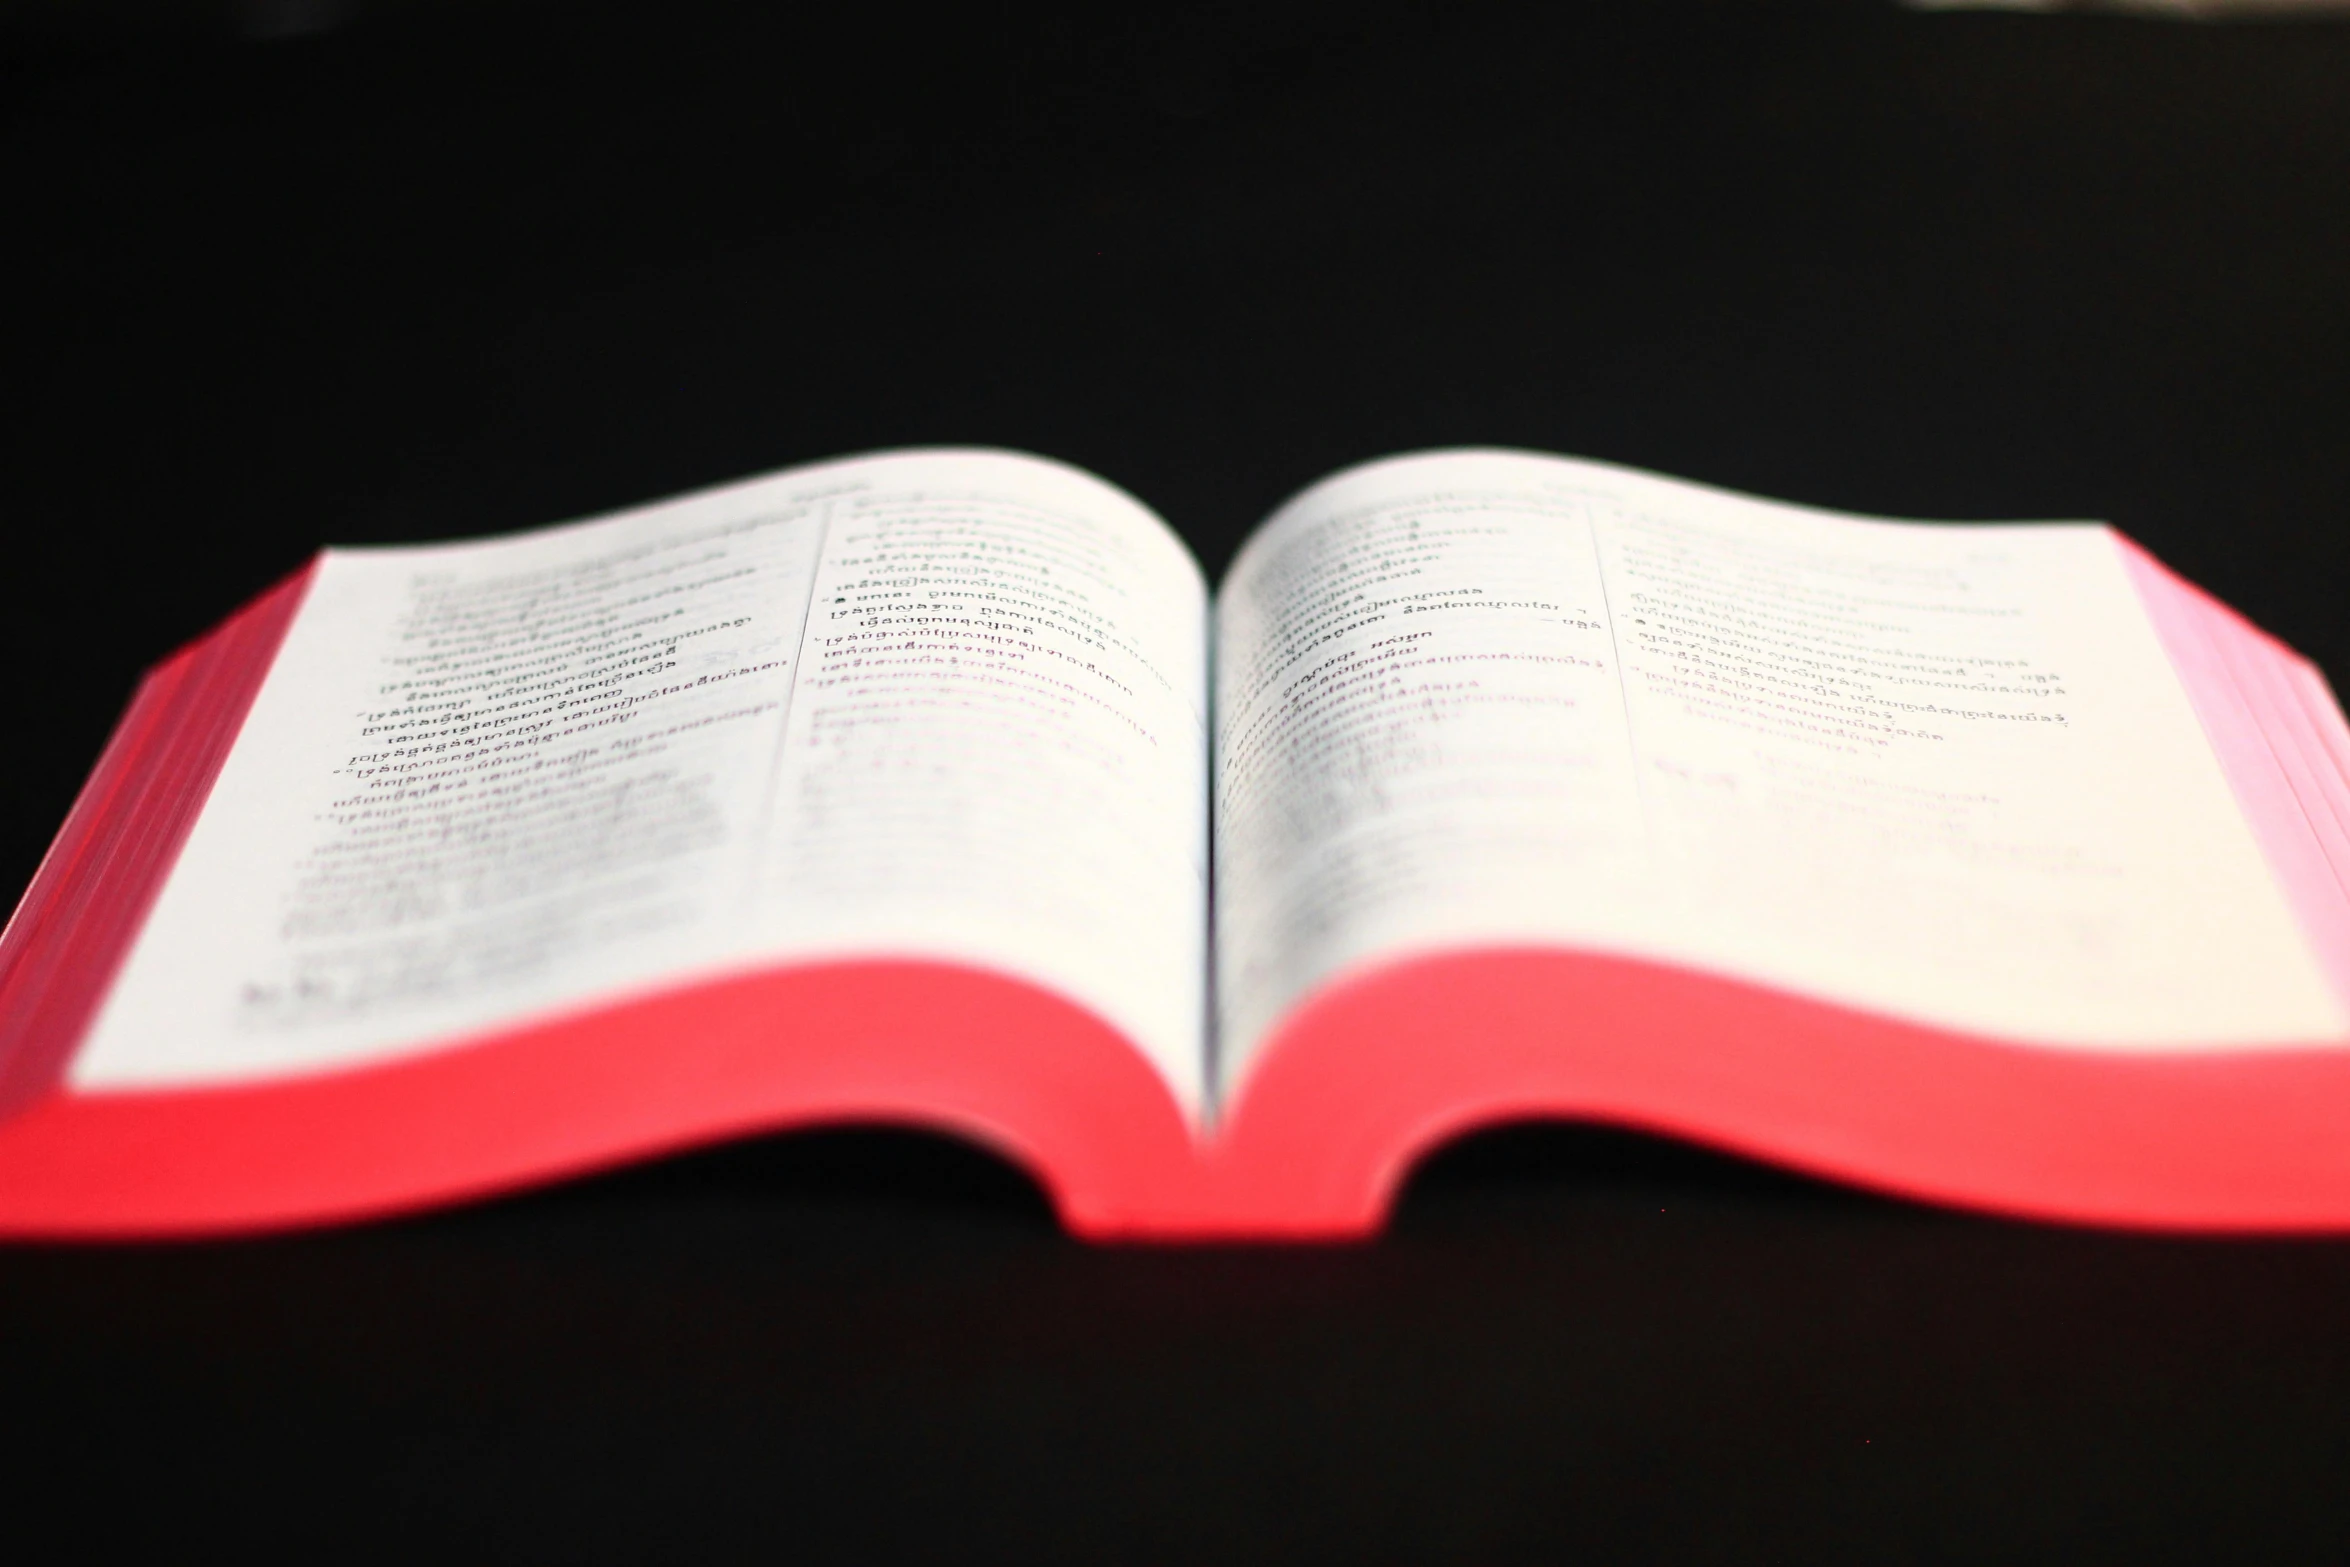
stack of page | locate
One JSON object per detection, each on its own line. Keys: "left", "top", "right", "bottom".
{"left": 2, "top": 448, "right": 2345, "bottom": 1237}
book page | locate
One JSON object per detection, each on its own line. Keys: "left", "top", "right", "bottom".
{"left": 73, "top": 450, "right": 1212, "bottom": 1112}
{"left": 1214, "top": 450, "right": 2346, "bottom": 1100}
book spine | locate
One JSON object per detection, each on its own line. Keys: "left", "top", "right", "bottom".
{"left": 0, "top": 565, "right": 318, "bottom": 1116}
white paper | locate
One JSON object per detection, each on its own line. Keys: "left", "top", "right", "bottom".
{"left": 74, "top": 451, "right": 1212, "bottom": 1111}
{"left": 69, "top": 444, "right": 2344, "bottom": 1123}
{"left": 1214, "top": 450, "right": 2346, "bottom": 1098}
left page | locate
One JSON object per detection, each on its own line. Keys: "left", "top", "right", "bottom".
{"left": 69, "top": 450, "right": 1213, "bottom": 1114}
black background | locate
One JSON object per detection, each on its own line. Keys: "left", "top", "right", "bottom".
{"left": 5, "top": 0, "right": 2350, "bottom": 1559}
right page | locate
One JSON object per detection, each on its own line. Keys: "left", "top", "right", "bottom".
{"left": 1213, "top": 450, "right": 2347, "bottom": 1108}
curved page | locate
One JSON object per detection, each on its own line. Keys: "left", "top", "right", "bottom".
{"left": 1214, "top": 450, "right": 2347, "bottom": 1107}
{"left": 69, "top": 450, "right": 1212, "bottom": 1115}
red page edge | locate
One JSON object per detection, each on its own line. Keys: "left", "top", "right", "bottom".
{"left": 0, "top": 564, "right": 319, "bottom": 1118}
{"left": 0, "top": 959, "right": 1204, "bottom": 1241}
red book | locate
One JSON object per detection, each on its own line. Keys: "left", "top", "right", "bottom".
{"left": 3, "top": 449, "right": 2347, "bottom": 1239}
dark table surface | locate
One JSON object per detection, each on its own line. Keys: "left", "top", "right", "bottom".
{"left": 5, "top": 1, "right": 2350, "bottom": 1559}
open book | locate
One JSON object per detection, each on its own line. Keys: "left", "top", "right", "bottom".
{"left": 3, "top": 448, "right": 2348, "bottom": 1238}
